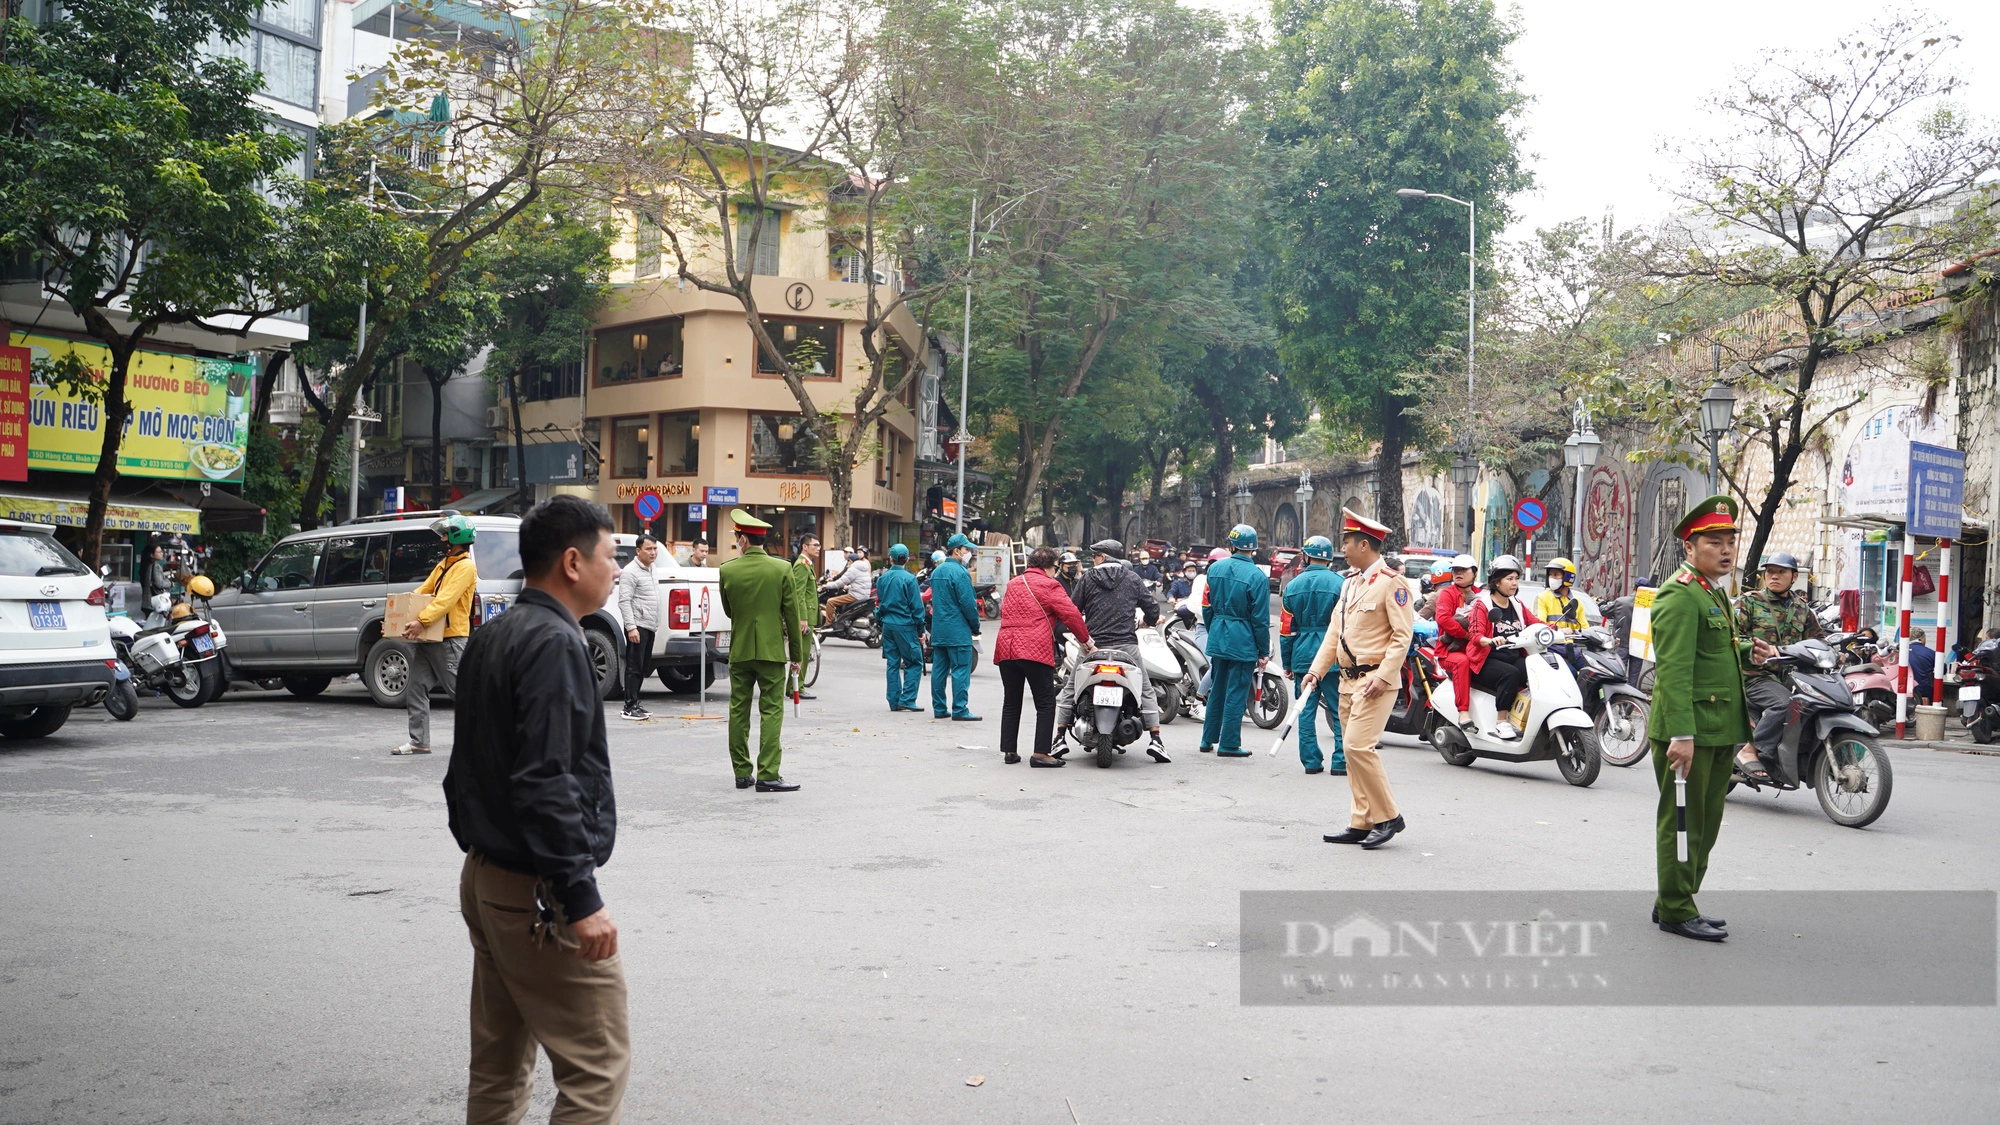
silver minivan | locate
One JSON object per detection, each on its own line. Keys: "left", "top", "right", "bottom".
{"left": 209, "top": 511, "right": 626, "bottom": 707}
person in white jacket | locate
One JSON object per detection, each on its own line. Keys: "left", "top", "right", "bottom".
{"left": 823, "top": 547, "right": 874, "bottom": 617}
{"left": 616, "top": 536, "right": 662, "bottom": 720}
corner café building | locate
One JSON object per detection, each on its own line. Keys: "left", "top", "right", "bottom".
{"left": 1, "top": 328, "right": 268, "bottom": 581}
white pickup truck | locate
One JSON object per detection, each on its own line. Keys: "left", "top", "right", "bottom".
{"left": 608, "top": 535, "right": 731, "bottom": 695}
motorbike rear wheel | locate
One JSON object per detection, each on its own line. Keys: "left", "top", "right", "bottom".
{"left": 1250, "top": 671, "right": 1288, "bottom": 730}
{"left": 1815, "top": 734, "right": 1891, "bottom": 828}
{"left": 165, "top": 661, "right": 210, "bottom": 708}
{"left": 1431, "top": 721, "right": 1478, "bottom": 767}
{"left": 1553, "top": 726, "right": 1603, "bottom": 787}
{"left": 1596, "top": 696, "right": 1650, "bottom": 767}
{"left": 1094, "top": 732, "right": 1115, "bottom": 769}
{"left": 1156, "top": 682, "right": 1180, "bottom": 726}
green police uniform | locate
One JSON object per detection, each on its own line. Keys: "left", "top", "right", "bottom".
{"left": 719, "top": 511, "right": 801, "bottom": 784}
{"left": 1645, "top": 496, "right": 1753, "bottom": 927}
{"left": 791, "top": 551, "right": 821, "bottom": 660}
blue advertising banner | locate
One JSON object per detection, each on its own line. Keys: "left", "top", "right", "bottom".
{"left": 1906, "top": 442, "right": 1964, "bottom": 538}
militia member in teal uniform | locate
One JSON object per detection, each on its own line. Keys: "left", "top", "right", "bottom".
{"left": 876, "top": 543, "right": 927, "bottom": 711}
{"left": 1279, "top": 535, "right": 1345, "bottom": 774}
{"left": 929, "top": 534, "right": 983, "bottom": 720}
{"left": 1200, "top": 524, "right": 1270, "bottom": 757}
{"left": 718, "top": 510, "right": 803, "bottom": 792}
{"left": 1646, "top": 495, "right": 1778, "bottom": 940}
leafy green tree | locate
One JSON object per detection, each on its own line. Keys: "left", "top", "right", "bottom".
{"left": 294, "top": 0, "right": 681, "bottom": 528}
{"left": 909, "top": 0, "right": 1267, "bottom": 535}
{"left": 1264, "top": 0, "right": 1528, "bottom": 549}
{"left": 0, "top": 0, "right": 356, "bottom": 563}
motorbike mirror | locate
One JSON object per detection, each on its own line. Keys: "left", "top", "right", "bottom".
{"left": 100, "top": 563, "right": 112, "bottom": 577}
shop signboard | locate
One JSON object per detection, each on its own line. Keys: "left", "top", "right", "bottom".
{"left": 11, "top": 332, "right": 252, "bottom": 483}
{"left": 0, "top": 345, "right": 28, "bottom": 481}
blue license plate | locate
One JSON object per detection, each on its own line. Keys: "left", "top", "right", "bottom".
{"left": 28, "top": 601, "right": 65, "bottom": 630}
{"left": 192, "top": 634, "right": 214, "bottom": 653}
{"left": 486, "top": 601, "right": 506, "bottom": 619}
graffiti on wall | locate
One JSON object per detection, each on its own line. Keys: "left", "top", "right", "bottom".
{"left": 1578, "top": 465, "right": 1633, "bottom": 596}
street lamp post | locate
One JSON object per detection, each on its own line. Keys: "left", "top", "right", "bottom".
{"left": 1451, "top": 446, "right": 1479, "bottom": 554}
{"left": 1699, "top": 375, "right": 1736, "bottom": 497}
{"left": 1562, "top": 410, "right": 1601, "bottom": 565}
{"left": 1186, "top": 484, "right": 1201, "bottom": 544}
{"left": 1234, "top": 477, "right": 1252, "bottom": 528}
{"left": 1294, "top": 468, "right": 1314, "bottom": 543}
{"left": 1396, "top": 186, "right": 1477, "bottom": 480}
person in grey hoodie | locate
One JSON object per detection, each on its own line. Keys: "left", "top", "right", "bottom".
{"left": 617, "top": 536, "right": 662, "bottom": 719}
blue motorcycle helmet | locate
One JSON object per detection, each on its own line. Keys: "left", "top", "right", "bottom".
{"left": 1228, "top": 524, "right": 1257, "bottom": 552}
{"left": 1302, "top": 535, "right": 1335, "bottom": 562}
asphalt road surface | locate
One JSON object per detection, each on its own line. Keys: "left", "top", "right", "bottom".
{"left": 1, "top": 635, "right": 1996, "bottom": 1123}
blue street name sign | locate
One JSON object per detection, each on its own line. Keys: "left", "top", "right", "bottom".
{"left": 1907, "top": 442, "right": 1965, "bottom": 538}
{"left": 704, "top": 486, "right": 739, "bottom": 506}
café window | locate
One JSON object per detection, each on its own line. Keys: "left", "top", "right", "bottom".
{"left": 749, "top": 413, "right": 822, "bottom": 476}
{"left": 656, "top": 411, "right": 699, "bottom": 475}
{"left": 610, "top": 416, "right": 651, "bottom": 479}
{"left": 757, "top": 317, "right": 839, "bottom": 377}
{"left": 596, "top": 318, "right": 683, "bottom": 386}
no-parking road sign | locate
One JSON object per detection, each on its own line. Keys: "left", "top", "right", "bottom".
{"left": 1513, "top": 497, "right": 1547, "bottom": 532}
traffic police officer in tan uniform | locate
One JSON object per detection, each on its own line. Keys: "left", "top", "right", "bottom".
{"left": 1301, "top": 509, "right": 1415, "bottom": 850}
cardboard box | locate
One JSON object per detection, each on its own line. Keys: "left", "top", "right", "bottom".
{"left": 386, "top": 591, "right": 447, "bottom": 642}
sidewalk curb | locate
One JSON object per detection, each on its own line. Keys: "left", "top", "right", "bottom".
{"left": 1897, "top": 739, "right": 2000, "bottom": 757}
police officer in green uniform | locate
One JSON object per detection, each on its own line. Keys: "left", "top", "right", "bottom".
{"left": 1279, "top": 535, "right": 1345, "bottom": 774}
{"left": 1200, "top": 524, "right": 1270, "bottom": 757}
{"left": 718, "top": 510, "right": 802, "bottom": 792}
{"left": 1646, "top": 496, "right": 1778, "bottom": 941}
{"left": 789, "top": 533, "right": 823, "bottom": 701}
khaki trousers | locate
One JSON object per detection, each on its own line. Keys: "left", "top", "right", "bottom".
{"left": 1337, "top": 675, "right": 1401, "bottom": 829}
{"left": 460, "top": 853, "right": 630, "bottom": 1124}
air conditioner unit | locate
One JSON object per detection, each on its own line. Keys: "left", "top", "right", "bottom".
{"left": 486, "top": 405, "right": 511, "bottom": 429}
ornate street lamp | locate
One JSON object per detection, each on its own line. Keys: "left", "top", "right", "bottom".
{"left": 1563, "top": 414, "right": 1601, "bottom": 563}
{"left": 1699, "top": 378, "right": 1736, "bottom": 495}
{"left": 1233, "top": 476, "right": 1252, "bottom": 526}
{"left": 1294, "top": 468, "right": 1314, "bottom": 540}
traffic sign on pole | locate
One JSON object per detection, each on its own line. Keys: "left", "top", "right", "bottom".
{"left": 687, "top": 503, "right": 706, "bottom": 522}
{"left": 1512, "top": 497, "right": 1547, "bottom": 532}
{"left": 633, "top": 491, "right": 664, "bottom": 524}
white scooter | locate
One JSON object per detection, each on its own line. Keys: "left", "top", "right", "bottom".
{"left": 1425, "top": 622, "right": 1603, "bottom": 787}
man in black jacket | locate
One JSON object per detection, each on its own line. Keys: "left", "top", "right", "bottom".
{"left": 443, "top": 495, "right": 629, "bottom": 1124}
{"left": 1053, "top": 539, "right": 1168, "bottom": 761}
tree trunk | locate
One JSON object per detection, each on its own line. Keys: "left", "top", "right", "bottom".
{"left": 78, "top": 334, "right": 139, "bottom": 569}
{"left": 1143, "top": 449, "right": 1169, "bottom": 544}
{"left": 252, "top": 350, "right": 286, "bottom": 430}
{"left": 296, "top": 347, "right": 377, "bottom": 529}
{"left": 429, "top": 369, "right": 447, "bottom": 511}
{"left": 1376, "top": 395, "right": 1409, "bottom": 552}
{"left": 1208, "top": 421, "right": 1234, "bottom": 544}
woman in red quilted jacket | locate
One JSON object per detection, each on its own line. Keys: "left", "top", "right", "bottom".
{"left": 995, "top": 546, "right": 1091, "bottom": 766}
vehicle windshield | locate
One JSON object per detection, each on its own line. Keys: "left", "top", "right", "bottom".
{"left": 475, "top": 529, "right": 524, "bottom": 581}
{"left": 0, "top": 529, "right": 91, "bottom": 578}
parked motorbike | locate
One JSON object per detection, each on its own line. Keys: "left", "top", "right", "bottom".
{"left": 1731, "top": 637, "right": 1892, "bottom": 828}
{"left": 1162, "top": 611, "right": 1290, "bottom": 729}
{"left": 816, "top": 594, "right": 882, "bottom": 648}
{"left": 1425, "top": 622, "right": 1603, "bottom": 787}
{"left": 1958, "top": 638, "right": 1999, "bottom": 744}
{"left": 1825, "top": 632, "right": 1897, "bottom": 728}
{"left": 977, "top": 584, "right": 1001, "bottom": 621}
{"left": 1381, "top": 637, "right": 1441, "bottom": 739}
{"left": 103, "top": 657, "right": 139, "bottom": 721}
{"left": 107, "top": 614, "right": 211, "bottom": 708}
{"left": 1066, "top": 652, "right": 1151, "bottom": 768}
{"left": 1566, "top": 626, "right": 1651, "bottom": 767}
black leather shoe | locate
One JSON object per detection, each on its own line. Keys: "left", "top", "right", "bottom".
{"left": 1322, "top": 826, "right": 1370, "bottom": 844}
{"left": 1653, "top": 906, "right": 1727, "bottom": 929}
{"left": 1004, "top": 751, "right": 1021, "bottom": 764}
{"left": 1030, "top": 755, "right": 1065, "bottom": 768}
{"left": 735, "top": 777, "right": 753, "bottom": 789}
{"left": 1360, "top": 815, "right": 1405, "bottom": 850}
{"left": 952, "top": 714, "right": 983, "bottom": 722}
{"left": 1658, "top": 917, "right": 1727, "bottom": 942}
{"left": 755, "top": 778, "right": 801, "bottom": 792}
{"left": 1329, "top": 767, "right": 1347, "bottom": 775}
{"left": 1304, "top": 766, "right": 1324, "bottom": 774}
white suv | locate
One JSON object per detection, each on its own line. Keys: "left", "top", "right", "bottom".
{"left": 0, "top": 518, "right": 118, "bottom": 739}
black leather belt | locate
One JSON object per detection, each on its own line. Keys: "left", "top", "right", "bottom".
{"left": 1341, "top": 664, "right": 1380, "bottom": 680}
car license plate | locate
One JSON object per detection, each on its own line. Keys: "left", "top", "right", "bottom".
{"left": 192, "top": 634, "right": 214, "bottom": 654}
{"left": 28, "top": 601, "right": 65, "bottom": 630}
{"left": 486, "top": 600, "right": 506, "bottom": 619}
{"left": 1092, "top": 684, "right": 1123, "bottom": 707}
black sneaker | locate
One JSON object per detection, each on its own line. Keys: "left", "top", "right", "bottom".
{"left": 1146, "top": 734, "right": 1170, "bottom": 763}
{"left": 1050, "top": 730, "right": 1070, "bottom": 759}
{"left": 620, "top": 705, "right": 651, "bottom": 721}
